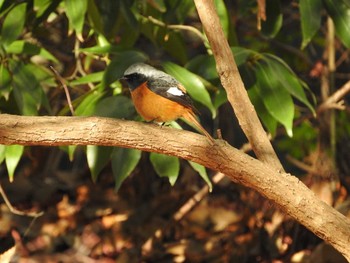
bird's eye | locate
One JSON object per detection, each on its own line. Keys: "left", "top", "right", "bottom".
{"left": 127, "top": 73, "right": 140, "bottom": 80}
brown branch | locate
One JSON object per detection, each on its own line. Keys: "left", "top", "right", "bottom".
{"left": 142, "top": 172, "right": 225, "bottom": 254}
{"left": 318, "top": 79, "right": 350, "bottom": 114}
{"left": 257, "top": 0, "right": 266, "bottom": 30}
{"left": 146, "top": 16, "right": 208, "bottom": 44}
{"left": 0, "top": 183, "right": 44, "bottom": 218}
{"left": 193, "top": 0, "right": 283, "bottom": 171}
{"left": 0, "top": 114, "right": 349, "bottom": 259}
{"left": 142, "top": 141, "right": 253, "bottom": 254}
{"left": 285, "top": 155, "right": 317, "bottom": 175}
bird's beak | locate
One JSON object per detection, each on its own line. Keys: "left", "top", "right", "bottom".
{"left": 119, "top": 77, "right": 130, "bottom": 91}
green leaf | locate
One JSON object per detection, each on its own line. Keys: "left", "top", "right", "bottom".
{"left": 120, "top": 0, "right": 138, "bottom": 28}
{"left": 68, "top": 145, "right": 77, "bottom": 161}
{"left": 231, "top": 47, "right": 259, "bottom": 89}
{"left": 9, "top": 61, "right": 43, "bottom": 115}
{"left": 75, "top": 90, "right": 105, "bottom": 116}
{"left": 248, "top": 85, "right": 277, "bottom": 136}
{"left": 343, "top": 0, "right": 350, "bottom": 8}
{"left": 149, "top": 0, "right": 166, "bottom": 12}
{"left": 0, "top": 145, "right": 5, "bottom": 164}
{"left": 139, "top": 15, "right": 157, "bottom": 46}
{"left": 71, "top": 83, "right": 131, "bottom": 118}
{"left": 231, "top": 46, "right": 258, "bottom": 67}
{"left": 112, "top": 148, "right": 141, "bottom": 191}
{"left": 80, "top": 44, "right": 125, "bottom": 55}
{"left": 323, "top": 0, "right": 350, "bottom": 48}
{"left": 0, "top": 63, "right": 11, "bottom": 100}
{"left": 5, "top": 145, "right": 24, "bottom": 182}
{"left": 5, "top": 40, "right": 58, "bottom": 62}
{"left": 261, "top": 0, "right": 282, "bottom": 37}
{"left": 0, "top": 0, "right": 5, "bottom": 10}
{"left": 169, "top": 0, "right": 194, "bottom": 23}
{"left": 33, "top": 0, "right": 61, "bottom": 25}
{"left": 150, "top": 153, "right": 180, "bottom": 186}
{"left": 156, "top": 28, "right": 188, "bottom": 64}
{"left": 188, "top": 161, "right": 212, "bottom": 192}
{"left": 87, "top": 0, "right": 120, "bottom": 40}
{"left": 117, "top": 23, "right": 140, "bottom": 48}
{"left": 0, "top": 2, "right": 13, "bottom": 16}
{"left": 162, "top": 62, "right": 216, "bottom": 117}
{"left": 213, "top": 87, "right": 228, "bottom": 109}
{"left": 300, "top": 0, "right": 322, "bottom": 49}
{"left": 34, "top": 0, "right": 53, "bottom": 18}
{"left": 25, "top": 63, "right": 55, "bottom": 84}
{"left": 0, "top": 3, "right": 26, "bottom": 47}
{"left": 277, "top": 121, "right": 317, "bottom": 159}
{"left": 186, "top": 55, "right": 218, "bottom": 80}
{"left": 64, "top": 0, "right": 87, "bottom": 37}
{"left": 69, "top": 71, "right": 104, "bottom": 86}
{"left": 86, "top": 145, "right": 113, "bottom": 182}
{"left": 94, "top": 95, "right": 135, "bottom": 119}
{"left": 87, "top": 0, "right": 103, "bottom": 35}
{"left": 254, "top": 61, "right": 294, "bottom": 136}
{"left": 20, "top": 64, "right": 52, "bottom": 114}
{"left": 263, "top": 54, "right": 315, "bottom": 114}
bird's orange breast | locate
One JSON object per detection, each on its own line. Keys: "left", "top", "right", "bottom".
{"left": 130, "top": 82, "right": 190, "bottom": 122}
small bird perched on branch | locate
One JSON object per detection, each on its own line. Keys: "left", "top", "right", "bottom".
{"left": 121, "top": 63, "right": 214, "bottom": 142}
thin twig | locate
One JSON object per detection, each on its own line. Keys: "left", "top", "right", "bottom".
{"left": 285, "top": 155, "right": 317, "bottom": 175}
{"left": 67, "top": 39, "right": 96, "bottom": 90}
{"left": 326, "top": 17, "right": 336, "bottom": 158}
{"left": 74, "top": 39, "right": 88, "bottom": 79}
{"left": 142, "top": 172, "right": 225, "bottom": 254}
{"left": 335, "top": 50, "right": 349, "bottom": 68}
{"left": 324, "top": 102, "right": 346, "bottom": 111}
{"left": 0, "top": 183, "right": 44, "bottom": 218}
{"left": 146, "top": 16, "right": 208, "bottom": 44}
{"left": 257, "top": 0, "right": 266, "bottom": 30}
{"left": 318, "top": 79, "right": 350, "bottom": 114}
{"left": 50, "top": 66, "right": 75, "bottom": 116}
{"left": 173, "top": 172, "right": 225, "bottom": 222}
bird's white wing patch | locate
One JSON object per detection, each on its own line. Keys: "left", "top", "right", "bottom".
{"left": 167, "top": 87, "right": 184, "bottom": 96}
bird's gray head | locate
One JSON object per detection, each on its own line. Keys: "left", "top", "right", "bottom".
{"left": 123, "top": 63, "right": 158, "bottom": 76}
{"left": 122, "top": 63, "right": 176, "bottom": 90}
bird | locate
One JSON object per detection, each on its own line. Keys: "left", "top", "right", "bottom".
{"left": 121, "top": 63, "right": 214, "bottom": 142}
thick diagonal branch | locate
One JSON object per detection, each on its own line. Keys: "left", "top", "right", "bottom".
{"left": 0, "top": 114, "right": 349, "bottom": 259}
{"left": 193, "top": 0, "right": 283, "bottom": 171}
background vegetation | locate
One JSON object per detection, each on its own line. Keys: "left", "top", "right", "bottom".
{"left": 0, "top": 0, "right": 349, "bottom": 261}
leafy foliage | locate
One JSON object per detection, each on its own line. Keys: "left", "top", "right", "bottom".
{"left": 1, "top": 0, "right": 350, "bottom": 261}
{"left": 1, "top": 0, "right": 349, "bottom": 191}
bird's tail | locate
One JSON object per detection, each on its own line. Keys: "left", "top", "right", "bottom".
{"left": 182, "top": 110, "right": 215, "bottom": 143}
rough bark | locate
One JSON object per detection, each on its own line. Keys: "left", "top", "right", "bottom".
{"left": 0, "top": 114, "right": 350, "bottom": 260}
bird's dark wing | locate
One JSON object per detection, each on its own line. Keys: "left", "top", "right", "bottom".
{"left": 147, "top": 77, "right": 196, "bottom": 111}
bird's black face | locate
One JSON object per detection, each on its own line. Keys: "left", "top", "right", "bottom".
{"left": 121, "top": 73, "right": 147, "bottom": 91}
